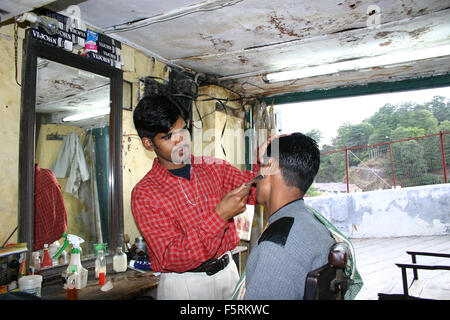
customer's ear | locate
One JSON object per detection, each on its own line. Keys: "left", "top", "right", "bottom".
{"left": 261, "top": 157, "right": 280, "bottom": 177}
{"left": 142, "top": 137, "right": 155, "bottom": 151}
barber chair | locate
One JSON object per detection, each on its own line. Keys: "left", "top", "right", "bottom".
{"left": 303, "top": 242, "right": 351, "bottom": 300}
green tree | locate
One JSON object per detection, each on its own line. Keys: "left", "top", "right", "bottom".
{"left": 366, "top": 103, "right": 400, "bottom": 130}
{"left": 420, "top": 113, "right": 450, "bottom": 174}
{"left": 317, "top": 152, "right": 346, "bottom": 183}
{"left": 390, "top": 140, "right": 428, "bottom": 185}
{"left": 333, "top": 122, "right": 374, "bottom": 148}
{"left": 398, "top": 109, "right": 438, "bottom": 134}
{"left": 391, "top": 126, "right": 425, "bottom": 141}
{"left": 322, "top": 95, "right": 448, "bottom": 189}
{"left": 438, "top": 120, "right": 450, "bottom": 164}
{"left": 425, "top": 96, "right": 450, "bottom": 124}
{"left": 305, "top": 185, "right": 322, "bottom": 197}
{"left": 439, "top": 120, "right": 450, "bottom": 132}
{"left": 368, "top": 124, "right": 393, "bottom": 145}
{"left": 305, "top": 129, "right": 323, "bottom": 144}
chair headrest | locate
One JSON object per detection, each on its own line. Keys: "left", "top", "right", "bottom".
{"left": 328, "top": 242, "right": 350, "bottom": 268}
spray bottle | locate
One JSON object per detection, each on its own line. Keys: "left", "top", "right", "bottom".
{"left": 53, "top": 233, "right": 88, "bottom": 290}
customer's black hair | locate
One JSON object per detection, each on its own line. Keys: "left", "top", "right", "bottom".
{"left": 133, "top": 95, "right": 189, "bottom": 140}
{"left": 265, "top": 132, "right": 320, "bottom": 194}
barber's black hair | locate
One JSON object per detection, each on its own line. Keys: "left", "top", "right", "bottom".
{"left": 133, "top": 95, "right": 189, "bottom": 140}
{"left": 265, "top": 132, "right": 320, "bottom": 194}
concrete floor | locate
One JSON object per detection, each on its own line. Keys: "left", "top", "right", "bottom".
{"left": 351, "top": 235, "right": 450, "bottom": 300}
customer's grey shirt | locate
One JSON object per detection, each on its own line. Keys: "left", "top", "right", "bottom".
{"left": 244, "top": 199, "right": 335, "bottom": 300}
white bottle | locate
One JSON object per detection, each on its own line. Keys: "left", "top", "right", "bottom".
{"left": 113, "top": 247, "right": 127, "bottom": 273}
{"left": 95, "top": 250, "right": 107, "bottom": 279}
{"left": 49, "top": 241, "right": 61, "bottom": 266}
{"left": 67, "top": 246, "right": 88, "bottom": 289}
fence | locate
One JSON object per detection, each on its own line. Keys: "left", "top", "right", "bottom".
{"left": 315, "top": 131, "right": 449, "bottom": 194}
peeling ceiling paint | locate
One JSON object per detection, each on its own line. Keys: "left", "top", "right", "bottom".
{"left": 19, "top": 0, "right": 450, "bottom": 98}
{"left": 0, "top": 0, "right": 56, "bottom": 22}
{"left": 36, "top": 58, "right": 110, "bottom": 127}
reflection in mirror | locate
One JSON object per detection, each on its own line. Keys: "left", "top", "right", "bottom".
{"left": 34, "top": 58, "right": 110, "bottom": 263}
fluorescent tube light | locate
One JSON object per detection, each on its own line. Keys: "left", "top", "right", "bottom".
{"left": 265, "top": 44, "right": 450, "bottom": 83}
{"left": 63, "top": 107, "right": 110, "bottom": 122}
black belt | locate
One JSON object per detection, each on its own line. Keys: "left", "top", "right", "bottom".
{"left": 188, "top": 254, "right": 230, "bottom": 276}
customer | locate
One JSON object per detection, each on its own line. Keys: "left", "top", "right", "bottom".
{"left": 241, "top": 133, "right": 342, "bottom": 299}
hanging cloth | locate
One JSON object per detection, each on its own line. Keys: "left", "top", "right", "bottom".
{"left": 50, "top": 132, "right": 90, "bottom": 198}
{"left": 78, "top": 133, "right": 103, "bottom": 243}
{"left": 34, "top": 164, "right": 67, "bottom": 251}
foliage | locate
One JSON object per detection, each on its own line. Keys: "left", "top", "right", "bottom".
{"left": 305, "top": 129, "right": 323, "bottom": 144}
{"left": 316, "top": 151, "right": 346, "bottom": 183}
{"left": 310, "top": 95, "right": 449, "bottom": 193}
{"left": 332, "top": 122, "right": 374, "bottom": 148}
{"left": 305, "top": 185, "right": 322, "bottom": 197}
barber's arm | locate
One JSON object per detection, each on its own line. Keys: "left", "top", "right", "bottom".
{"left": 131, "top": 189, "right": 237, "bottom": 273}
{"left": 215, "top": 159, "right": 259, "bottom": 205}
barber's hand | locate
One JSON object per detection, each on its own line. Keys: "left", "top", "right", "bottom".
{"left": 256, "top": 134, "right": 289, "bottom": 165}
{"left": 216, "top": 184, "right": 252, "bottom": 222}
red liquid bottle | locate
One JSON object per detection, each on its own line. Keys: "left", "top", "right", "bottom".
{"left": 41, "top": 244, "right": 53, "bottom": 268}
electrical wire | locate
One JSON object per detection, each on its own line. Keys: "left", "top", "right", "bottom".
{"left": 14, "top": 23, "right": 22, "bottom": 87}
{"left": 141, "top": 71, "right": 251, "bottom": 156}
{"left": 103, "top": 0, "right": 244, "bottom": 33}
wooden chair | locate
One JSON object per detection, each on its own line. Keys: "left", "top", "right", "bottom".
{"left": 303, "top": 242, "right": 350, "bottom": 300}
{"left": 395, "top": 251, "right": 450, "bottom": 298}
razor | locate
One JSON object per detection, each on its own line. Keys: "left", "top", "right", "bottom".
{"left": 246, "top": 174, "right": 264, "bottom": 186}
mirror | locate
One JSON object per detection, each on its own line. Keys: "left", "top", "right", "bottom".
{"left": 35, "top": 58, "right": 110, "bottom": 256}
{"left": 19, "top": 31, "right": 123, "bottom": 272}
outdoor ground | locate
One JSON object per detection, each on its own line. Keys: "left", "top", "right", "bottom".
{"left": 352, "top": 235, "right": 450, "bottom": 300}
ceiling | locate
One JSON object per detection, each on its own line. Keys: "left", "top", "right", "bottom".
{"left": 36, "top": 57, "right": 110, "bottom": 128}
{"left": 2, "top": 0, "right": 450, "bottom": 100}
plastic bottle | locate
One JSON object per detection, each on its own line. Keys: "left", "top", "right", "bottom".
{"left": 30, "top": 252, "right": 41, "bottom": 275}
{"left": 99, "top": 272, "right": 106, "bottom": 286}
{"left": 113, "top": 247, "right": 127, "bottom": 273}
{"left": 49, "top": 240, "right": 61, "bottom": 266}
{"left": 59, "top": 249, "right": 68, "bottom": 265}
{"left": 66, "top": 269, "right": 78, "bottom": 300}
{"left": 53, "top": 234, "right": 88, "bottom": 289}
{"left": 129, "top": 260, "right": 151, "bottom": 270}
{"left": 95, "top": 249, "right": 107, "bottom": 279}
{"left": 134, "top": 237, "right": 147, "bottom": 254}
{"left": 94, "top": 243, "right": 107, "bottom": 257}
{"left": 41, "top": 244, "right": 53, "bottom": 268}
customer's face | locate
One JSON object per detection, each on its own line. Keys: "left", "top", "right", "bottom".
{"left": 255, "top": 158, "right": 277, "bottom": 205}
{"left": 142, "top": 116, "right": 191, "bottom": 169}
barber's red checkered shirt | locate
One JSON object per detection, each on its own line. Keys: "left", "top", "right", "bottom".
{"left": 131, "top": 156, "right": 258, "bottom": 273}
{"left": 34, "top": 164, "right": 67, "bottom": 251}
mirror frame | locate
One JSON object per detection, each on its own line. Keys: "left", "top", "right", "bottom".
{"left": 19, "top": 30, "right": 124, "bottom": 275}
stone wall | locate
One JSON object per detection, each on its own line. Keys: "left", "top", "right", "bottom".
{"left": 305, "top": 184, "right": 450, "bottom": 238}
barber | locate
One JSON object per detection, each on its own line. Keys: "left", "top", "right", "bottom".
{"left": 131, "top": 95, "right": 259, "bottom": 299}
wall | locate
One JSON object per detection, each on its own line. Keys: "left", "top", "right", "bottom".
{"left": 192, "top": 84, "right": 246, "bottom": 171}
{"left": 304, "top": 184, "right": 450, "bottom": 238}
{"left": 121, "top": 46, "right": 169, "bottom": 243}
{"left": 0, "top": 24, "right": 24, "bottom": 245}
{"left": 0, "top": 22, "right": 173, "bottom": 246}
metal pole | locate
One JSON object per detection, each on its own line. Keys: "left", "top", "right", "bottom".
{"left": 439, "top": 131, "right": 447, "bottom": 183}
{"left": 411, "top": 253, "right": 418, "bottom": 280}
{"left": 345, "top": 147, "right": 349, "bottom": 193}
{"left": 401, "top": 267, "right": 409, "bottom": 296}
{"left": 388, "top": 142, "right": 396, "bottom": 188}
